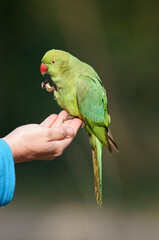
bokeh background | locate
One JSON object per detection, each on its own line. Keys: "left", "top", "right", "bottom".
{"left": 0, "top": 0, "right": 159, "bottom": 239}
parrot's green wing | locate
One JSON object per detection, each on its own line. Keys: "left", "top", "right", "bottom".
{"left": 76, "top": 75, "right": 109, "bottom": 126}
{"left": 76, "top": 75, "right": 111, "bottom": 150}
{"left": 76, "top": 75, "right": 118, "bottom": 152}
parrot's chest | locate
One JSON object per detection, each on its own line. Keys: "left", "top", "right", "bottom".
{"left": 55, "top": 81, "right": 80, "bottom": 117}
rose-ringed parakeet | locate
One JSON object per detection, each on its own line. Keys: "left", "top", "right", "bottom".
{"left": 40, "top": 49, "right": 118, "bottom": 207}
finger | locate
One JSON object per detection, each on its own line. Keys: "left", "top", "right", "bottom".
{"left": 63, "top": 118, "right": 83, "bottom": 135}
{"left": 48, "top": 126, "right": 74, "bottom": 141}
{"left": 51, "top": 110, "right": 69, "bottom": 127}
{"left": 53, "top": 118, "right": 83, "bottom": 154}
{"left": 41, "top": 114, "right": 58, "bottom": 127}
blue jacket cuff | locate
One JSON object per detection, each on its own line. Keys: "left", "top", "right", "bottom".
{"left": 0, "top": 139, "right": 16, "bottom": 206}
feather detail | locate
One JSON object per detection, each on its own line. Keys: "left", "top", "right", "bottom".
{"left": 107, "top": 129, "right": 119, "bottom": 153}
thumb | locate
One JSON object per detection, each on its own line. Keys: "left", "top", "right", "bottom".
{"left": 48, "top": 126, "right": 74, "bottom": 141}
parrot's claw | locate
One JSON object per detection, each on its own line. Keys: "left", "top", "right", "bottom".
{"left": 63, "top": 114, "right": 75, "bottom": 123}
{"left": 41, "top": 80, "right": 54, "bottom": 92}
{"left": 81, "top": 121, "right": 85, "bottom": 128}
{"left": 63, "top": 114, "right": 85, "bottom": 128}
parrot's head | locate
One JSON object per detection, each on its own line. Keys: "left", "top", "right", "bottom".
{"left": 40, "top": 49, "right": 70, "bottom": 79}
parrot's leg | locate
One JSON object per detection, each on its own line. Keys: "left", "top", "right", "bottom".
{"left": 63, "top": 114, "right": 75, "bottom": 122}
{"left": 63, "top": 114, "right": 85, "bottom": 128}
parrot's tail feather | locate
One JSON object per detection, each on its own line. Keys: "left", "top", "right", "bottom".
{"left": 107, "top": 130, "right": 119, "bottom": 153}
{"left": 90, "top": 134, "right": 102, "bottom": 207}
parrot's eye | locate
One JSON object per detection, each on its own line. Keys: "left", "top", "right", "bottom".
{"left": 51, "top": 60, "right": 56, "bottom": 64}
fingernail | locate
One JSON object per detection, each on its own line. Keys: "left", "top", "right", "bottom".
{"left": 67, "top": 127, "right": 74, "bottom": 137}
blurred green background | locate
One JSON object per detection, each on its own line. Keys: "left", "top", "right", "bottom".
{"left": 0, "top": 0, "right": 159, "bottom": 239}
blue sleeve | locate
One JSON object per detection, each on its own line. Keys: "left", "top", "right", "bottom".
{"left": 0, "top": 139, "right": 16, "bottom": 206}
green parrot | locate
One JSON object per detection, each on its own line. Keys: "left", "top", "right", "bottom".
{"left": 40, "top": 49, "right": 118, "bottom": 207}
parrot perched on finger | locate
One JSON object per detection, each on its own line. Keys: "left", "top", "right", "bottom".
{"left": 40, "top": 49, "right": 119, "bottom": 207}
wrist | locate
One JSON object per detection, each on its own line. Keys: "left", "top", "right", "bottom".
{"left": 2, "top": 137, "right": 22, "bottom": 164}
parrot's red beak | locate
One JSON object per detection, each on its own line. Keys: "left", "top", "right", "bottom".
{"left": 40, "top": 63, "right": 48, "bottom": 75}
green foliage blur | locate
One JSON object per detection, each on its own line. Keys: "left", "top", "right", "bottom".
{"left": 0, "top": 0, "right": 159, "bottom": 209}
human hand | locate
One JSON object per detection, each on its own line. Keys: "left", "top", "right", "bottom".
{"left": 3, "top": 110, "right": 82, "bottom": 163}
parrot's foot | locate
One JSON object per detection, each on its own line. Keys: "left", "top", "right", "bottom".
{"left": 63, "top": 114, "right": 85, "bottom": 128}
{"left": 41, "top": 80, "right": 54, "bottom": 92}
{"left": 63, "top": 114, "right": 75, "bottom": 123}
{"left": 41, "top": 80, "right": 57, "bottom": 98}
{"left": 41, "top": 80, "right": 56, "bottom": 92}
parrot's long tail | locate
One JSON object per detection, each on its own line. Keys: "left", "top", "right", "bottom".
{"left": 89, "top": 134, "right": 103, "bottom": 207}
